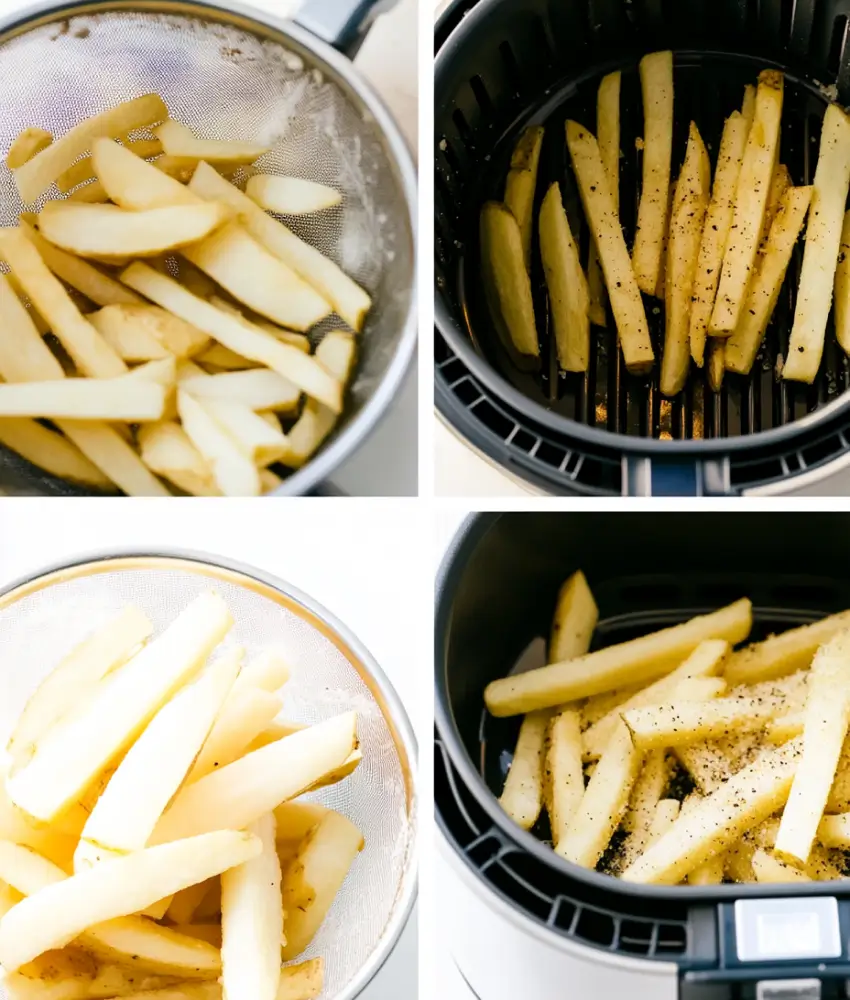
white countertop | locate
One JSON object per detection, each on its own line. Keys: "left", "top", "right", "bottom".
{"left": 0, "top": 499, "right": 421, "bottom": 998}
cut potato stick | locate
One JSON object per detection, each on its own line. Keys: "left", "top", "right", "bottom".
{"left": 246, "top": 175, "right": 342, "bottom": 215}
{"left": 632, "top": 51, "right": 674, "bottom": 295}
{"left": 687, "top": 853, "right": 725, "bottom": 885}
{"left": 187, "top": 687, "right": 282, "bottom": 784}
{"left": 177, "top": 391, "right": 261, "bottom": 498}
{"left": 762, "top": 163, "right": 792, "bottom": 248}
{"left": 180, "top": 370, "right": 301, "bottom": 414}
{"left": 231, "top": 648, "right": 290, "bottom": 696}
{"left": 189, "top": 163, "right": 371, "bottom": 332}
{"left": 92, "top": 139, "right": 199, "bottom": 211}
{"left": 618, "top": 750, "right": 669, "bottom": 870}
{"left": 622, "top": 738, "right": 802, "bottom": 884}
{"left": 303, "top": 748, "right": 362, "bottom": 793}
{"left": 273, "top": 803, "right": 330, "bottom": 843}
{"left": 707, "top": 338, "right": 725, "bottom": 392}
{"left": 486, "top": 602, "right": 746, "bottom": 718}
{"left": 549, "top": 569, "right": 599, "bottom": 664}
{"left": 775, "top": 630, "right": 850, "bottom": 867}
{"left": 539, "top": 182, "right": 589, "bottom": 371}
{"left": 765, "top": 712, "right": 804, "bottom": 744}
{"left": 0, "top": 228, "right": 127, "bottom": 378}
{"left": 57, "top": 155, "right": 99, "bottom": 194}
{"left": 7, "top": 592, "right": 232, "bottom": 822}
{"left": 741, "top": 84, "right": 756, "bottom": 126}
{"left": 661, "top": 122, "right": 710, "bottom": 396}
{"left": 566, "top": 121, "right": 654, "bottom": 374}
{"left": 504, "top": 126, "right": 544, "bottom": 271}
{"left": 151, "top": 712, "right": 357, "bottom": 844}
{"left": 7, "top": 128, "right": 52, "bottom": 170}
{"left": 221, "top": 813, "right": 282, "bottom": 1000}
{"left": 14, "top": 95, "right": 168, "bottom": 204}
{"left": 784, "top": 104, "right": 850, "bottom": 381}
{"left": 581, "top": 684, "right": 644, "bottom": 729}
{"left": 93, "top": 305, "right": 209, "bottom": 360}
{"left": 676, "top": 733, "right": 762, "bottom": 795}
{"left": 166, "top": 880, "right": 214, "bottom": 928}
{"left": 689, "top": 112, "right": 749, "bottom": 366}
{"left": 155, "top": 120, "right": 268, "bottom": 164}
{"left": 0, "top": 831, "right": 260, "bottom": 973}
{"left": 0, "top": 418, "right": 113, "bottom": 489}
{"left": 138, "top": 421, "right": 220, "bottom": 497}
{"left": 818, "top": 810, "right": 850, "bottom": 848}
{"left": 647, "top": 798, "right": 680, "bottom": 845}
{"left": 0, "top": 275, "right": 65, "bottom": 383}
{"left": 92, "top": 311, "right": 172, "bottom": 362}
{"left": 197, "top": 398, "right": 291, "bottom": 466}
{"left": 67, "top": 180, "right": 110, "bottom": 204}
{"left": 558, "top": 720, "right": 641, "bottom": 868}
{"left": 122, "top": 266, "right": 342, "bottom": 412}
{"left": 710, "top": 71, "right": 784, "bottom": 332}
{"left": 724, "top": 609, "right": 850, "bottom": 685}
{"left": 498, "top": 711, "right": 548, "bottom": 830}
{"left": 81, "top": 920, "right": 221, "bottom": 979}
{"left": 835, "top": 209, "right": 850, "bottom": 356}
{"left": 623, "top": 695, "right": 778, "bottom": 751}
{"left": 58, "top": 421, "right": 171, "bottom": 497}
{"left": 586, "top": 71, "right": 621, "bottom": 326}
{"left": 752, "top": 849, "right": 808, "bottom": 883}
{"left": 196, "top": 345, "right": 258, "bottom": 371}
{"left": 0, "top": 378, "right": 165, "bottom": 421}
{"left": 183, "top": 222, "right": 331, "bottom": 332}
{"left": 8, "top": 606, "right": 152, "bottom": 766}
{"left": 724, "top": 185, "right": 813, "bottom": 375}
{"left": 280, "top": 811, "right": 363, "bottom": 960}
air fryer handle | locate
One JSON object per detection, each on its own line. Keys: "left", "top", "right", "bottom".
{"left": 293, "top": 0, "right": 397, "bottom": 57}
{"left": 622, "top": 455, "right": 734, "bottom": 496}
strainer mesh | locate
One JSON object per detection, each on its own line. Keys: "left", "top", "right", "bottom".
{"left": 0, "top": 560, "right": 413, "bottom": 998}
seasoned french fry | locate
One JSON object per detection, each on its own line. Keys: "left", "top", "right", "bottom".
{"left": 660, "top": 122, "right": 710, "bottom": 396}
{"left": 710, "top": 71, "right": 784, "bottom": 332}
{"left": 618, "top": 750, "right": 669, "bottom": 870}
{"left": 784, "top": 104, "right": 850, "bottom": 381}
{"left": 7, "top": 128, "right": 52, "bottom": 170}
{"left": 762, "top": 163, "right": 792, "bottom": 247}
{"left": 177, "top": 391, "right": 261, "bottom": 498}
{"left": 688, "top": 853, "right": 725, "bottom": 885}
{"left": 542, "top": 709, "right": 584, "bottom": 851}
{"left": 566, "top": 121, "right": 654, "bottom": 374}
{"left": 835, "top": 210, "right": 850, "bottom": 356}
{"left": 156, "top": 120, "right": 268, "bottom": 164}
{"left": 623, "top": 695, "right": 778, "bottom": 751}
{"left": 504, "top": 126, "right": 544, "bottom": 271}
{"left": 498, "top": 711, "right": 548, "bottom": 830}
{"left": 689, "top": 112, "right": 749, "bottom": 366}
{"left": 741, "top": 84, "right": 756, "bottom": 127}
{"left": 581, "top": 684, "right": 645, "bottom": 729}
{"left": 632, "top": 51, "right": 674, "bottom": 295}
{"left": 647, "top": 798, "right": 680, "bottom": 845}
{"left": 549, "top": 570, "right": 599, "bottom": 664}
{"left": 539, "top": 182, "right": 590, "bottom": 371}
{"left": 586, "top": 71, "right": 621, "bottom": 327}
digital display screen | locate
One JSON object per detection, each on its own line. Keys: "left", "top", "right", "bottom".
{"left": 735, "top": 898, "right": 842, "bottom": 963}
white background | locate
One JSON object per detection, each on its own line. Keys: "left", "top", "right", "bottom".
{"left": 0, "top": 498, "right": 424, "bottom": 998}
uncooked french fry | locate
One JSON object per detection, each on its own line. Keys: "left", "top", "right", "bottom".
{"left": 835, "top": 209, "right": 850, "bottom": 356}
{"left": 138, "top": 421, "right": 220, "bottom": 497}
{"left": 623, "top": 695, "right": 778, "bottom": 751}
{"left": 586, "top": 71, "right": 621, "bottom": 327}
{"left": 618, "top": 750, "right": 669, "bottom": 870}
{"left": 741, "top": 84, "right": 756, "bottom": 127}
{"left": 187, "top": 688, "right": 282, "bottom": 784}
{"left": 180, "top": 369, "right": 301, "bottom": 414}
{"left": 549, "top": 570, "right": 599, "bottom": 664}
{"left": 67, "top": 180, "right": 110, "bottom": 204}
{"left": 0, "top": 378, "right": 165, "bottom": 421}
{"left": 647, "top": 798, "right": 680, "bottom": 845}
{"left": 177, "top": 391, "right": 261, "bottom": 498}
{"left": 688, "top": 853, "right": 725, "bottom": 885}
{"left": 92, "top": 138, "right": 199, "bottom": 211}
{"left": 156, "top": 120, "right": 268, "bottom": 164}
{"left": 504, "top": 126, "right": 544, "bottom": 271}
{"left": 246, "top": 175, "right": 342, "bottom": 216}
{"left": 0, "top": 419, "right": 112, "bottom": 489}
{"left": 60, "top": 422, "right": 172, "bottom": 497}
{"left": 544, "top": 709, "right": 584, "bottom": 852}
{"left": 7, "top": 128, "right": 52, "bottom": 170}
{"left": 498, "top": 711, "right": 548, "bottom": 830}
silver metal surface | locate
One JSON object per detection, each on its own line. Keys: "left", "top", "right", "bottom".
{"left": 756, "top": 981, "right": 822, "bottom": 1000}
{"left": 0, "top": 1, "right": 417, "bottom": 496}
{"left": 0, "top": 547, "right": 418, "bottom": 1000}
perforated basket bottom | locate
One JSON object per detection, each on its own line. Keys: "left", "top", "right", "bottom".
{"left": 0, "top": 557, "right": 414, "bottom": 999}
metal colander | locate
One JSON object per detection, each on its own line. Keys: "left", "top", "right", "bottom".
{"left": 0, "top": 549, "right": 418, "bottom": 1000}
{"left": 0, "top": 0, "right": 417, "bottom": 496}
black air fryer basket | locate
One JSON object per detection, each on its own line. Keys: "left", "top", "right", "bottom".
{"left": 436, "top": 513, "right": 850, "bottom": 995}
{"left": 435, "top": 0, "right": 850, "bottom": 496}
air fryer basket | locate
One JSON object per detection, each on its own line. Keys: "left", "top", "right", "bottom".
{"left": 0, "top": 0, "right": 417, "bottom": 498}
{"left": 436, "top": 512, "right": 850, "bottom": 991}
{"left": 435, "top": 0, "right": 850, "bottom": 495}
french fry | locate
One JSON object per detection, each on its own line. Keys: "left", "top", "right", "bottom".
{"left": 93, "top": 305, "right": 210, "bottom": 360}
{"left": 246, "top": 175, "right": 342, "bottom": 216}
{"left": 193, "top": 398, "right": 289, "bottom": 466}
{"left": 618, "top": 750, "right": 669, "bottom": 870}
{"left": 280, "top": 811, "right": 363, "bottom": 960}
{"left": 196, "top": 345, "right": 258, "bottom": 371}
{"left": 121, "top": 266, "right": 342, "bottom": 412}
{"left": 486, "top": 603, "right": 745, "bottom": 719}
{"left": 67, "top": 180, "right": 110, "bottom": 204}
{"left": 155, "top": 120, "right": 268, "bottom": 164}
{"left": 581, "top": 684, "right": 644, "bottom": 729}
{"left": 179, "top": 369, "right": 300, "bottom": 414}
{"left": 741, "top": 84, "right": 756, "bottom": 127}
{"left": 549, "top": 570, "right": 599, "bottom": 664}
{"left": 498, "top": 711, "right": 548, "bottom": 830}
{"left": 7, "top": 128, "right": 52, "bottom": 170}
{"left": 775, "top": 630, "right": 850, "bottom": 867}
{"left": 661, "top": 122, "right": 710, "bottom": 396}
{"left": 835, "top": 210, "right": 850, "bottom": 356}
{"left": 647, "top": 798, "right": 680, "bottom": 845}
{"left": 504, "top": 126, "right": 544, "bottom": 271}
{"left": 784, "top": 104, "right": 850, "bottom": 381}
{"left": 177, "top": 391, "right": 261, "bottom": 497}
{"left": 0, "top": 275, "right": 63, "bottom": 385}
{"left": 539, "top": 182, "right": 589, "bottom": 371}
{"left": 632, "top": 51, "right": 674, "bottom": 295}
{"left": 707, "top": 338, "right": 725, "bottom": 392}
{"left": 688, "top": 853, "right": 725, "bottom": 885}
{"left": 189, "top": 163, "right": 371, "bottom": 332}
{"left": 14, "top": 95, "right": 168, "bottom": 204}
{"left": 623, "top": 695, "right": 778, "bottom": 751}
{"left": 151, "top": 712, "right": 357, "bottom": 844}
{"left": 586, "top": 71, "right": 621, "bottom": 326}
{"left": 0, "top": 378, "right": 165, "bottom": 421}
{"left": 0, "top": 418, "right": 113, "bottom": 489}
{"left": 762, "top": 163, "right": 792, "bottom": 246}
{"left": 689, "top": 112, "right": 749, "bottom": 366}
{"left": 92, "top": 311, "right": 172, "bottom": 362}
{"left": 622, "top": 738, "right": 802, "bottom": 884}
{"left": 92, "top": 139, "right": 199, "bottom": 211}
{"left": 566, "top": 121, "right": 654, "bottom": 374}
{"left": 59, "top": 422, "right": 172, "bottom": 497}
{"left": 137, "top": 421, "right": 219, "bottom": 497}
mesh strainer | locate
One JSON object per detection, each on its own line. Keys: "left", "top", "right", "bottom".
{"left": 0, "top": 548, "right": 418, "bottom": 999}
{"left": 0, "top": 0, "right": 417, "bottom": 497}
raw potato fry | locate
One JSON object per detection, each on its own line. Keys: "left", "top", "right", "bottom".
{"left": 549, "top": 569, "right": 599, "bottom": 664}
{"left": 818, "top": 811, "right": 850, "bottom": 847}
{"left": 7, "top": 128, "right": 52, "bottom": 170}
{"left": 303, "top": 749, "right": 362, "bottom": 793}
{"left": 8, "top": 606, "right": 152, "bottom": 765}
{"left": 76, "top": 648, "right": 243, "bottom": 867}
{"left": 0, "top": 275, "right": 64, "bottom": 382}
{"left": 197, "top": 398, "right": 292, "bottom": 466}
{"left": 179, "top": 370, "right": 301, "bottom": 413}
{"left": 504, "top": 126, "right": 544, "bottom": 271}
{"left": 183, "top": 222, "right": 331, "bottom": 332}
{"left": 707, "top": 338, "right": 725, "bottom": 392}
{"left": 187, "top": 687, "right": 282, "bottom": 783}
{"left": 558, "top": 721, "right": 641, "bottom": 867}
{"left": 177, "top": 391, "right": 261, "bottom": 498}
{"left": 0, "top": 831, "right": 260, "bottom": 973}
{"left": 68, "top": 181, "right": 110, "bottom": 204}
{"left": 0, "top": 419, "right": 112, "bottom": 489}
{"left": 221, "top": 814, "right": 283, "bottom": 1000}
{"left": 622, "top": 738, "right": 803, "bottom": 884}
{"left": 688, "top": 853, "right": 725, "bottom": 885}
{"left": 742, "top": 84, "right": 756, "bottom": 126}
{"left": 57, "top": 156, "right": 99, "bottom": 194}
{"left": 278, "top": 959, "right": 324, "bottom": 1000}
{"left": 92, "top": 139, "right": 199, "bottom": 211}
{"left": 710, "top": 71, "right": 784, "bottom": 332}
{"left": 189, "top": 163, "right": 371, "bottom": 332}
{"left": 196, "top": 346, "right": 258, "bottom": 371}
{"left": 632, "top": 51, "right": 674, "bottom": 295}
{"left": 724, "top": 185, "right": 813, "bottom": 374}
{"left": 775, "top": 630, "right": 850, "bottom": 867}
{"left": 80, "top": 920, "right": 221, "bottom": 979}
{"left": 246, "top": 175, "right": 342, "bottom": 216}
{"left": 622, "top": 695, "right": 778, "bottom": 751}
{"left": 676, "top": 734, "right": 761, "bottom": 795}
{"left": 0, "top": 228, "right": 127, "bottom": 378}
{"left": 156, "top": 120, "right": 269, "bottom": 164}
{"left": 587, "top": 71, "right": 621, "bottom": 326}
{"left": 766, "top": 712, "right": 804, "bottom": 744}
{"left": 273, "top": 803, "right": 329, "bottom": 843}
{"left": 231, "top": 649, "right": 290, "bottom": 696}
{"left": 280, "top": 811, "right": 364, "bottom": 960}
{"left": 122, "top": 266, "right": 343, "bottom": 413}
{"left": 14, "top": 95, "right": 168, "bottom": 204}
{"left": 661, "top": 122, "right": 710, "bottom": 396}
{"left": 618, "top": 750, "right": 669, "bottom": 870}
{"left": 689, "top": 112, "right": 749, "bottom": 365}
{"left": 479, "top": 201, "right": 539, "bottom": 359}
{"left": 725, "top": 609, "right": 850, "bottom": 685}
{"left": 486, "top": 602, "right": 746, "bottom": 718}
{"left": 498, "top": 711, "right": 548, "bottom": 829}
{"left": 59, "top": 422, "right": 172, "bottom": 497}
{"left": 835, "top": 209, "right": 850, "bottom": 355}
{"left": 784, "top": 104, "right": 850, "bottom": 381}
{"left": 752, "top": 848, "right": 808, "bottom": 882}
{"left": 647, "top": 799, "right": 680, "bottom": 845}
{"left": 539, "top": 182, "right": 590, "bottom": 371}
{"left": 7, "top": 592, "right": 232, "bottom": 822}
{"left": 175, "top": 924, "right": 222, "bottom": 948}
{"left": 581, "top": 684, "right": 644, "bottom": 729}
{"left": 92, "top": 312, "right": 172, "bottom": 362}
{"left": 0, "top": 378, "right": 165, "bottom": 421}
{"left": 93, "top": 305, "right": 210, "bottom": 360}
{"left": 138, "top": 421, "right": 221, "bottom": 496}
{"left": 566, "top": 121, "right": 654, "bottom": 374}
{"left": 166, "top": 881, "right": 214, "bottom": 927}
{"left": 151, "top": 712, "right": 357, "bottom": 844}
{"left": 762, "top": 163, "right": 791, "bottom": 246}
{"left": 250, "top": 720, "right": 306, "bottom": 751}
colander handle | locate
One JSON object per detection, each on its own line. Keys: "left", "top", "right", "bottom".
{"left": 621, "top": 455, "right": 734, "bottom": 496}
{"left": 293, "top": 0, "right": 397, "bottom": 57}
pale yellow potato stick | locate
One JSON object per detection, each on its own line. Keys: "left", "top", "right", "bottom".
{"left": 155, "top": 120, "right": 269, "bottom": 164}
{"left": 504, "top": 126, "right": 544, "bottom": 271}
{"left": 498, "top": 711, "right": 548, "bottom": 830}
{"left": 544, "top": 709, "right": 584, "bottom": 852}
{"left": 834, "top": 209, "right": 850, "bottom": 356}
{"left": 7, "top": 127, "right": 52, "bottom": 170}
{"left": 549, "top": 570, "right": 599, "bottom": 664}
